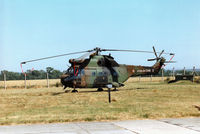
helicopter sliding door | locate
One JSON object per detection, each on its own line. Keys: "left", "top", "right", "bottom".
{"left": 84, "top": 68, "right": 97, "bottom": 88}
{"left": 94, "top": 67, "right": 109, "bottom": 87}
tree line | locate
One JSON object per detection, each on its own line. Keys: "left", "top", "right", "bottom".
{"left": 0, "top": 67, "right": 63, "bottom": 80}
{"left": 0, "top": 67, "right": 199, "bottom": 81}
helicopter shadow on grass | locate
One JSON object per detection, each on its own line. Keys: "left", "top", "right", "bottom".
{"left": 78, "top": 89, "right": 119, "bottom": 93}
{"left": 51, "top": 87, "right": 148, "bottom": 96}
{"left": 51, "top": 89, "right": 120, "bottom": 96}
{"left": 119, "top": 87, "right": 148, "bottom": 91}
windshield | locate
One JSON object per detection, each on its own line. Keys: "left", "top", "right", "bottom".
{"left": 66, "top": 67, "right": 74, "bottom": 75}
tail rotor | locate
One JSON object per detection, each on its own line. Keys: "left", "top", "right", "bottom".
{"left": 148, "top": 46, "right": 165, "bottom": 62}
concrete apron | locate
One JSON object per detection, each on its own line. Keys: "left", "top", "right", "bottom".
{"left": 0, "top": 118, "right": 200, "bottom": 134}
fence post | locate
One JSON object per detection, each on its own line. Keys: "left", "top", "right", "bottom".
{"left": 193, "top": 66, "right": 195, "bottom": 75}
{"left": 139, "top": 76, "right": 141, "bottom": 82}
{"left": 47, "top": 72, "right": 49, "bottom": 88}
{"left": 24, "top": 73, "right": 27, "bottom": 89}
{"left": 4, "top": 72, "right": 6, "bottom": 90}
{"left": 183, "top": 67, "right": 186, "bottom": 75}
{"left": 162, "top": 68, "right": 164, "bottom": 81}
{"left": 193, "top": 66, "right": 196, "bottom": 82}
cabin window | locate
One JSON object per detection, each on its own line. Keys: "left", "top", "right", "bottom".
{"left": 97, "top": 60, "right": 102, "bottom": 66}
{"left": 98, "top": 72, "right": 103, "bottom": 76}
{"left": 113, "top": 72, "right": 118, "bottom": 76}
{"left": 92, "top": 72, "right": 96, "bottom": 76}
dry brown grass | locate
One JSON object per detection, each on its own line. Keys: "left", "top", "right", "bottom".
{"left": 0, "top": 78, "right": 200, "bottom": 125}
{"left": 0, "top": 79, "right": 60, "bottom": 89}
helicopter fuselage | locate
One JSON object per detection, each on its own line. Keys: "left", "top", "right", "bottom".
{"left": 20, "top": 47, "right": 172, "bottom": 90}
{"left": 61, "top": 55, "right": 165, "bottom": 89}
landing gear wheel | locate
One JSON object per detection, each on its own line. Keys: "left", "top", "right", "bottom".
{"left": 97, "top": 88, "right": 104, "bottom": 92}
{"left": 72, "top": 89, "right": 78, "bottom": 93}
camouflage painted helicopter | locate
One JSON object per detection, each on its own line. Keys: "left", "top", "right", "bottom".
{"left": 21, "top": 47, "right": 175, "bottom": 92}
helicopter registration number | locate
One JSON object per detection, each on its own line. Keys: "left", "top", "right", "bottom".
{"left": 133, "top": 69, "right": 154, "bottom": 73}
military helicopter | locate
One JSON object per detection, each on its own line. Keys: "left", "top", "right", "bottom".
{"left": 21, "top": 47, "right": 175, "bottom": 92}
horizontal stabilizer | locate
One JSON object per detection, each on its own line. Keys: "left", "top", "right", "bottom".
{"left": 165, "top": 61, "right": 176, "bottom": 63}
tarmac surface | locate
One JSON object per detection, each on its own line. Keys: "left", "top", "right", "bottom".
{"left": 0, "top": 118, "right": 200, "bottom": 134}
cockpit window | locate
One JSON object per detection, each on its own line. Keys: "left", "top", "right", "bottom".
{"left": 81, "top": 69, "right": 85, "bottom": 75}
{"left": 67, "top": 67, "right": 74, "bottom": 74}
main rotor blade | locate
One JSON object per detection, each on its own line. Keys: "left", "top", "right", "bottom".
{"left": 21, "top": 50, "right": 91, "bottom": 64}
{"left": 75, "top": 51, "right": 96, "bottom": 61}
{"left": 101, "top": 49, "right": 173, "bottom": 55}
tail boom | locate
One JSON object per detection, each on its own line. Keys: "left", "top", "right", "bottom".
{"left": 126, "top": 57, "right": 165, "bottom": 77}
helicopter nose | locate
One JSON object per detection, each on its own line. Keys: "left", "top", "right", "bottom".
{"left": 60, "top": 74, "right": 73, "bottom": 87}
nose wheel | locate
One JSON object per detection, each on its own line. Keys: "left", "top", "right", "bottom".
{"left": 72, "top": 82, "right": 78, "bottom": 92}
{"left": 113, "top": 87, "right": 119, "bottom": 91}
{"left": 72, "top": 89, "right": 78, "bottom": 93}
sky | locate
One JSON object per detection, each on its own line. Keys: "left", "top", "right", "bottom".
{"left": 0, "top": 0, "right": 200, "bottom": 72}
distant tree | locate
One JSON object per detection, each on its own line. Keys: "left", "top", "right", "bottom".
{"left": 0, "top": 70, "right": 22, "bottom": 80}
{"left": 46, "top": 67, "right": 54, "bottom": 73}
{"left": 0, "top": 71, "right": 3, "bottom": 81}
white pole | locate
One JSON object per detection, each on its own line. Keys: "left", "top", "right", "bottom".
{"left": 4, "top": 72, "right": 6, "bottom": 90}
{"left": 162, "top": 68, "right": 164, "bottom": 81}
{"left": 47, "top": 72, "right": 49, "bottom": 88}
{"left": 24, "top": 73, "right": 27, "bottom": 89}
{"left": 172, "top": 67, "right": 175, "bottom": 77}
{"left": 183, "top": 67, "right": 186, "bottom": 75}
{"left": 193, "top": 66, "right": 195, "bottom": 82}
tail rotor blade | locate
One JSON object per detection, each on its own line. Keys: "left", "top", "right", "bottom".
{"left": 158, "top": 50, "right": 164, "bottom": 58}
{"left": 147, "top": 58, "right": 157, "bottom": 61}
{"left": 153, "top": 46, "right": 158, "bottom": 58}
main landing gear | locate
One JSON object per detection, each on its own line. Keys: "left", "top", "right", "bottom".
{"left": 97, "top": 88, "right": 104, "bottom": 91}
{"left": 97, "top": 87, "right": 119, "bottom": 92}
{"left": 113, "top": 87, "right": 119, "bottom": 91}
{"left": 64, "top": 85, "right": 78, "bottom": 93}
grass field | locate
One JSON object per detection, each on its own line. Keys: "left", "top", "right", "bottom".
{"left": 0, "top": 78, "right": 200, "bottom": 125}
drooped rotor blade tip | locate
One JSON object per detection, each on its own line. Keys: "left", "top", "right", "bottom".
{"left": 21, "top": 62, "right": 26, "bottom": 64}
{"left": 170, "top": 53, "right": 175, "bottom": 55}
{"left": 158, "top": 50, "right": 164, "bottom": 58}
{"left": 165, "top": 61, "right": 177, "bottom": 63}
